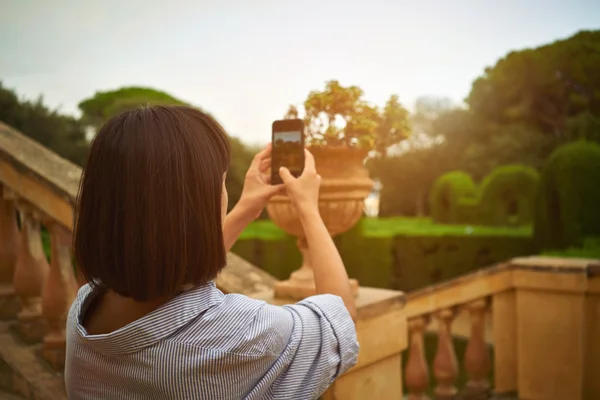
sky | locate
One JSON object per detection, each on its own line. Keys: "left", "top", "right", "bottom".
{"left": 1, "top": 0, "right": 599, "bottom": 145}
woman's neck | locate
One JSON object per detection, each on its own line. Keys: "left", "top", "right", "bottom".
{"left": 83, "top": 290, "right": 170, "bottom": 335}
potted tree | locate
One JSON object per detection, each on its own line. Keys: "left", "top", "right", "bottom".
{"left": 267, "top": 80, "right": 410, "bottom": 299}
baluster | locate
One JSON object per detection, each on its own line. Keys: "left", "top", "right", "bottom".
{"left": 0, "top": 186, "right": 21, "bottom": 319}
{"left": 13, "top": 205, "right": 50, "bottom": 342}
{"left": 405, "top": 316, "right": 431, "bottom": 400}
{"left": 433, "top": 308, "right": 458, "bottom": 400}
{"left": 42, "top": 222, "right": 77, "bottom": 369}
{"left": 462, "top": 299, "right": 491, "bottom": 400}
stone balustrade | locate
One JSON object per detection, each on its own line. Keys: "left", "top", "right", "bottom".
{"left": 403, "top": 256, "right": 600, "bottom": 400}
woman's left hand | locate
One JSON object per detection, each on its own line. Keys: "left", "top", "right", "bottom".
{"left": 236, "top": 143, "right": 284, "bottom": 221}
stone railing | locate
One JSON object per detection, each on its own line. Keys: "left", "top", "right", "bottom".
{"left": 0, "top": 122, "right": 277, "bottom": 370}
{"left": 402, "top": 256, "right": 600, "bottom": 400}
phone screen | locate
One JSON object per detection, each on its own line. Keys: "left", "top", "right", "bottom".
{"left": 272, "top": 130, "right": 304, "bottom": 178}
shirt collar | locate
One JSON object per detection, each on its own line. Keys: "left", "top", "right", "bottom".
{"left": 73, "top": 281, "right": 224, "bottom": 355}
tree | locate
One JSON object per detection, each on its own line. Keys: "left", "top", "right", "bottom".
{"left": 563, "top": 111, "right": 600, "bottom": 144}
{"left": 410, "top": 96, "right": 455, "bottom": 136}
{"left": 374, "top": 94, "right": 411, "bottom": 156}
{"left": 377, "top": 30, "right": 600, "bottom": 218}
{"left": 467, "top": 30, "right": 600, "bottom": 136}
{"left": 368, "top": 133, "right": 448, "bottom": 216}
{"left": 429, "top": 109, "right": 556, "bottom": 181}
{"left": 0, "top": 81, "right": 89, "bottom": 165}
{"left": 78, "top": 86, "right": 256, "bottom": 211}
{"left": 78, "top": 87, "right": 189, "bottom": 130}
{"left": 534, "top": 141, "right": 600, "bottom": 250}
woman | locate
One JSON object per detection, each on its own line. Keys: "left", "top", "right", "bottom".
{"left": 65, "top": 105, "right": 358, "bottom": 399}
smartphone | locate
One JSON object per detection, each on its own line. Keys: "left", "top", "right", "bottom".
{"left": 271, "top": 119, "right": 305, "bottom": 185}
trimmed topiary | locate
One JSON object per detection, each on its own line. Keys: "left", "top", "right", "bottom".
{"left": 478, "top": 165, "right": 540, "bottom": 226}
{"left": 534, "top": 141, "right": 600, "bottom": 251}
{"left": 430, "top": 171, "right": 478, "bottom": 224}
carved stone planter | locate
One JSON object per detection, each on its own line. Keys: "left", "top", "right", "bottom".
{"left": 267, "top": 146, "right": 374, "bottom": 300}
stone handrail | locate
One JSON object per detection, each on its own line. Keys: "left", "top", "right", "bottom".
{"left": 402, "top": 255, "right": 600, "bottom": 400}
{"left": 0, "top": 122, "right": 277, "bottom": 369}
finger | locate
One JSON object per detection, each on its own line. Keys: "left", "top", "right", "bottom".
{"left": 251, "top": 143, "right": 272, "bottom": 168}
{"left": 302, "top": 149, "right": 316, "bottom": 175}
{"left": 267, "top": 183, "right": 286, "bottom": 196}
{"left": 259, "top": 158, "right": 271, "bottom": 173}
{"left": 278, "top": 166, "right": 294, "bottom": 184}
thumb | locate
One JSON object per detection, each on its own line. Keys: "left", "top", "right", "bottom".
{"left": 266, "top": 183, "right": 286, "bottom": 196}
{"left": 278, "top": 167, "right": 294, "bottom": 184}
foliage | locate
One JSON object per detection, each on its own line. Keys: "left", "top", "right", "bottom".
{"left": 78, "top": 87, "right": 188, "bottom": 129}
{"left": 368, "top": 97, "right": 455, "bottom": 217}
{"left": 429, "top": 109, "right": 557, "bottom": 180}
{"left": 429, "top": 165, "right": 539, "bottom": 226}
{"left": 0, "top": 82, "right": 89, "bottom": 166}
{"left": 368, "top": 130, "right": 451, "bottom": 217}
{"left": 478, "top": 165, "right": 540, "bottom": 226}
{"left": 534, "top": 141, "right": 600, "bottom": 251}
{"left": 467, "top": 30, "right": 600, "bottom": 136}
{"left": 373, "top": 30, "right": 600, "bottom": 219}
{"left": 460, "top": 125, "right": 557, "bottom": 181}
{"left": 285, "top": 80, "right": 410, "bottom": 155}
{"left": 410, "top": 96, "right": 455, "bottom": 136}
{"left": 429, "top": 172, "right": 478, "bottom": 224}
{"left": 563, "top": 111, "right": 600, "bottom": 143}
{"left": 543, "top": 237, "right": 600, "bottom": 259}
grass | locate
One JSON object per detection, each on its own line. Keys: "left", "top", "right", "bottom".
{"left": 543, "top": 237, "right": 600, "bottom": 259}
{"left": 359, "top": 217, "right": 532, "bottom": 238}
{"left": 241, "top": 217, "right": 532, "bottom": 240}
{"left": 239, "top": 219, "right": 290, "bottom": 240}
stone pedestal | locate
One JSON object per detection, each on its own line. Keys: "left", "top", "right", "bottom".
{"left": 16, "top": 311, "right": 47, "bottom": 344}
{"left": 254, "top": 286, "right": 407, "bottom": 399}
{"left": 0, "top": 285, "right": 19, "bottom": 320}
{"left": 273, "top": 264, "right": 359, "bottom": 300}
{"left": 41, "top": 344, "right": 66, "bottom": 370}
{"left": 495, "top": 257, "right": 600, "bottom": 400}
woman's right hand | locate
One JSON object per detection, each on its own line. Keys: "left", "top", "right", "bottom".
{"left": 278, "top": 149, "right": 321, "bottom": 218}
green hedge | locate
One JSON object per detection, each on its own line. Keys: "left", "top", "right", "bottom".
{"left": 543, "top": 237, "right": 600, "bottom": 259}
{"left": 429, "top": 172, "right": 478, "bottom": 224}
{"left": 232, "top": 236, "right": 301, "bottom": 280}
{"left": 534, "top": 141, "right": 600, "bottom": 251}
{"left": 430, "top": 166, "right": 539, "bottom": 227}
{"left": 233, "top": 218, "right": 534, "bottom": 291}
{"left": 478, "top": 165, "right": 539, "bottom": 226}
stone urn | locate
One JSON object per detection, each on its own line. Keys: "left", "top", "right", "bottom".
{"left": 267, "top": 146, "right": 374, "bottom": 300}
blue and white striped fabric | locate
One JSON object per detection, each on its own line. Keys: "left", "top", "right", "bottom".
{"left": 65, "top": 281, "right": 359, "bottom": 399}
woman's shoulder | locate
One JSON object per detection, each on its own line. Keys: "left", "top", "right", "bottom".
{"left": 166, "top": 292, "right": 294, "bottom": 357}
{"left": 215, "top": 293, "right": 353, "bottom": 347}
{"left": 219, "top": 293, "right": 296, "bottom": 335}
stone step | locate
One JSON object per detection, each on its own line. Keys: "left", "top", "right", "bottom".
{"left": 0, "top": 389, "right": 25, "bottom": 399}
{"left": 0, "top": 322, "right": 66, "bottom": 400}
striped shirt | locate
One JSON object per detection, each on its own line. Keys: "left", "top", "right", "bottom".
{"left": 65, "top": 281, "right": 359, "bottom": 399}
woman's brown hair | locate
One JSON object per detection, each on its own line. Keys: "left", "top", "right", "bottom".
{"left": 74, "top": 105, "right": 231, "bottom": 301}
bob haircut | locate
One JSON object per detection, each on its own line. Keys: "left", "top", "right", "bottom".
{"left": 74, "top": 105, "right": 231, "bottom": 301}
